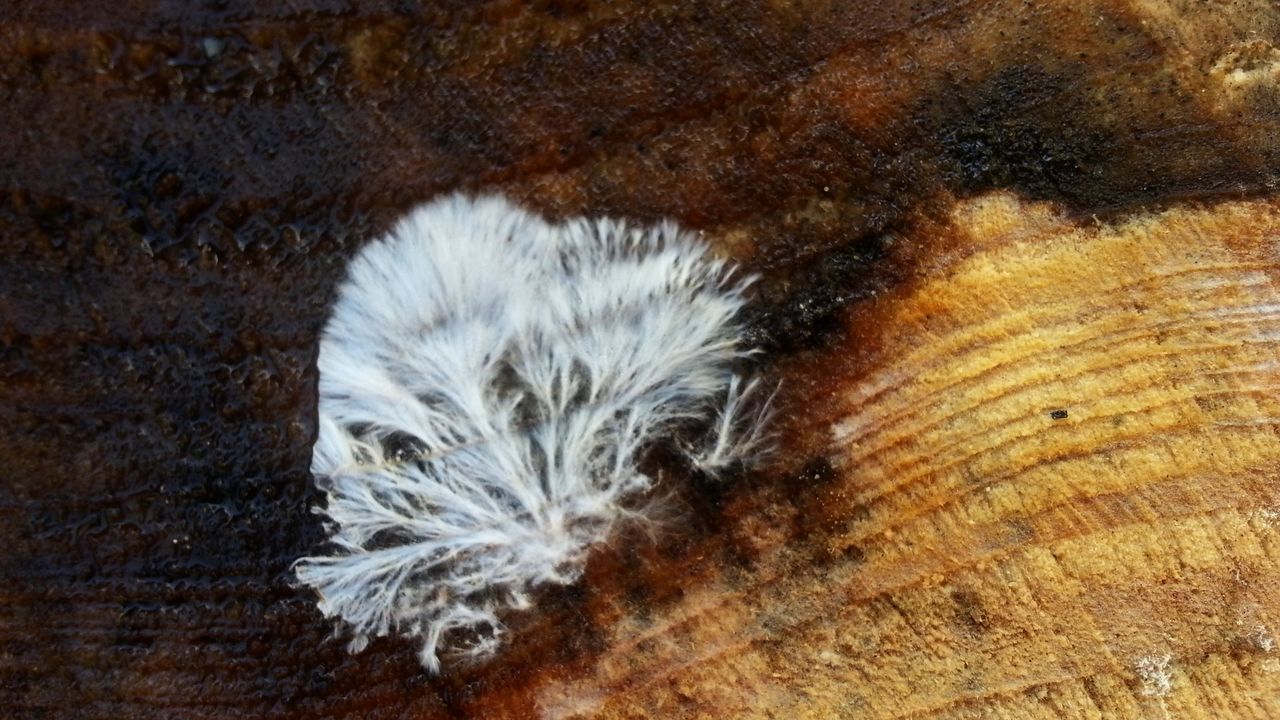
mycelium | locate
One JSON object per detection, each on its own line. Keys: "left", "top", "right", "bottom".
{"left": 294, "top": 193, "right": 771, "bottom": 673}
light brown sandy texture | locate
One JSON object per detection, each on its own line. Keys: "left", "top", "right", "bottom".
{"left": 525, "top": 195, "right": 1280, "bottom": 719}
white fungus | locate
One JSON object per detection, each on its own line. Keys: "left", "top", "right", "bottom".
{"left": 294, "top": 193, "right": 771, "bottom": 672}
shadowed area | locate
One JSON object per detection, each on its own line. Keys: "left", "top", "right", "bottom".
{"left": 1, "top": 1, "right": 1279, "bottom": 718}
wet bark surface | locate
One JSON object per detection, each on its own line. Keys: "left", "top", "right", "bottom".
{"left": 2, "top": 1, "right": 1279, "bottom": 717}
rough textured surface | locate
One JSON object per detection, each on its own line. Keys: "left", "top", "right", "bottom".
{"left": 1, "top": 1, "right": 1279, "bottom": 718}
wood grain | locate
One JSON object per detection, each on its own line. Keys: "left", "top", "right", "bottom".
{"left": 1, "top": 0, "right": 1279, "bottom": 718}
{"left": 551, "top": 195, "right": 1280, "bottom": 719}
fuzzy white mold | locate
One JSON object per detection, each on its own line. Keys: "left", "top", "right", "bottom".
{"left": 295, "top": 193, "right": 769, "bottom": 672}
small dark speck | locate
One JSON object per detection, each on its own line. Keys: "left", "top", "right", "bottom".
{"left": 1049, "top": 409, "right": 1069, "bottom": 420}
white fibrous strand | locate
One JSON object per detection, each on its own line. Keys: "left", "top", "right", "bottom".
{"left": 294, "top": 192, "right": 771, "bottom": 673}
{"left": 690, "top": 375, "right": 779, "bottom": 476}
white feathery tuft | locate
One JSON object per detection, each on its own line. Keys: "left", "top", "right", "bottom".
{"left": 294, "top": 192, "right": 770, "bottom": 673}
{"left": 689, "top": 375, "right": 779, "bottom": 476}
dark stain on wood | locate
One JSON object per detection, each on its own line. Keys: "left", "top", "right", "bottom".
{"left": 2, "top": 1, "right": 1278, "bottom": 717}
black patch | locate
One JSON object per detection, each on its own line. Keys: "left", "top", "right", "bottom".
{"left": 951, "top": 589, "right": 991, "bottom": 636}
{"left": 783, "top": 457, "right": 840, "bottom": 495}
{"left": 745, "top": 232, "right": 894, "bottom": 353}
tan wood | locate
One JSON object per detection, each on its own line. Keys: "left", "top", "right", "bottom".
{"left": 530, "top": 196, "right": 1280, "bottom": 718}
{"left": 3, "top": 1, "right": 1280, "bottom": 717}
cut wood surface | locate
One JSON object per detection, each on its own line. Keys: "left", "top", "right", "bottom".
{"left": 2, "top": 1, "right": 1280, "bottom": 718}
{"left": 574, "top": 195, "right": 1280, "bottom": 719}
